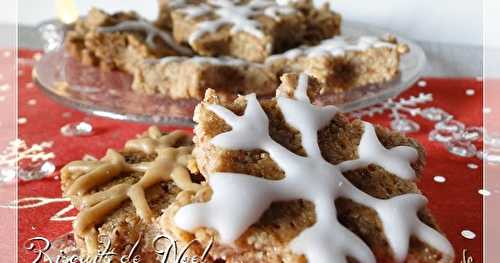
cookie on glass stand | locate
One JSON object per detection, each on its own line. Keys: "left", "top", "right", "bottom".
{"left": 266, "top": 36, "right": 410, "bottom": 94}
{"left": 65, "top": 8, "right": 192, "bottom": 73}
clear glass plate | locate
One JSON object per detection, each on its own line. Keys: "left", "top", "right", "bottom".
{"left": 34, "top": 21, "right": 426, "bottom": 126}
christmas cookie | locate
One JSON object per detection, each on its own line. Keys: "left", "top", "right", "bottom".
{"left": 163, "top": 73, "right": 454, "bottom": 262}
{"left": 168, "top": 0, "right": 308, "bottom": 62}
{"left": 60, "top": 127, "right": 204, "bottom": 260}
{"left": 65, "top": 8, "right": 192, "bottom": 73}
{"left": 132, "top": 56, "right": 278, "bottom": 100}
{"left": 266, "top": 36, "right": 410, "bottom": 94}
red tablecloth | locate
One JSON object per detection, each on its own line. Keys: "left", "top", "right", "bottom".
{"left": 17, "top": 50, "right": 483, "bottom": 262}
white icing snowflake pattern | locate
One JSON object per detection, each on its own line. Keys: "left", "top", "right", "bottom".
{"left": 98, "top": 19, "right": 193, "bottom": 55}
{"left": 177, "top": 0, "right": 296, "bottom": 45}
{"left": 266, "top": 36, "right": 396, "bottom": 62}
{"left": 151, "top": 55, "right": 249, "bottom": 67}
{"left": 175, "top": 74, "right": 454, "bottom": 263}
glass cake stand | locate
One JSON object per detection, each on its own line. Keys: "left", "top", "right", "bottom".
{"left": 34, "top": 21, "right": 426, "bottom": 126}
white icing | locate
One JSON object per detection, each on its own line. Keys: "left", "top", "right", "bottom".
{"left": 97, "top": 20, "right": 193, "bottom": 55}
{"left": 147, "top": 55, "right": 250, "bottom": 67}
{"left": 178, "top": 3, "right": 212, "bottom": 17}
{"left": 293, "top": 73, "right": 310, "bottom": 102}
{"left": 337, "top": 122, "right": 419, "bottom": 180}
{"left": 176, "top": 0, "right": 296, "bottom": 45}
{"left": 277, "top": 75, "right": 337, "bottom": 158}
{"left": 175, "top": 73, "right": 454, "bottom": 263}
{"left": 266, "top": 36, "right": 396, "bottom": 63}
{"left": 261, "top": 3, "right": 295, "bottom": 20}
{"left": 189, "top": 56, "right": 248, "bottom": 66}
{"left": 275, "top": 0, "right": 298, "bottom": 5}
{"left": 167, "top": 0, "right": 188, "bottom": 8}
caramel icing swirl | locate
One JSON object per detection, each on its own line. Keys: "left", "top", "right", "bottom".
{"left": 62, "top": 126, "right": 201, "bottom": 254}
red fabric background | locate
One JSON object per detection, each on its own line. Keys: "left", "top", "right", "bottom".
{"left": 17, "top": 50, "right": 483, "bottom": 262}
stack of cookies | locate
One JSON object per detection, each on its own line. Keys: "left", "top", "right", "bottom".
{"left": 64, "top": 0, "right": 408, "bottom": 101}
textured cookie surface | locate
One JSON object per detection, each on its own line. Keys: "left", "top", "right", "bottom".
{"left": 61, "top": 127, "right": 205, "bottom": 260}
{"left": 65, "top": 8, "right": 188, "bottom": 73}
{"left": 163, "top": 74, "right": 453, "bottom": 263}
{"left": 132, "top": 56, "right": 278, "bottom": 100}
{"left": 266, "top": 36, "right": 409, "bottom": 93}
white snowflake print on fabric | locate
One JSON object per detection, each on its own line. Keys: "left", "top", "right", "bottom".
{"left": 352, "top": 93, "right": 434, "bottom": 133}
{"left": 0, "top": 139, "right": 55, "bottom": 182}
{"left": 175, "top": 74, "right": 454, "bottom": 263}
{"left": 0, "top": 139, "right": 54, "bottom": 166}
{"left": 0, "top": 197, "right": 76, "bottom": 222}
{"left": 353, "top": 92, "right": 484, "bottom": 160}
{"left": 0, "top": 139, "right": 54, "bottom": 167}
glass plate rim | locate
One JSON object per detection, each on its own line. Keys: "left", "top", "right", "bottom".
{"left": 33, "top": 20, "right": 427, "bottom": 127}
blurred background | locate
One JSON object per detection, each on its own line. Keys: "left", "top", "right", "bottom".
{"left": 12, "top": 0, "right": 484, "bottom": 46}
{"left": 8, "top": 0, "right": 487, "bottom": 77}
{"left": 3, "top": 0, "right": 494, "bottom": 75}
